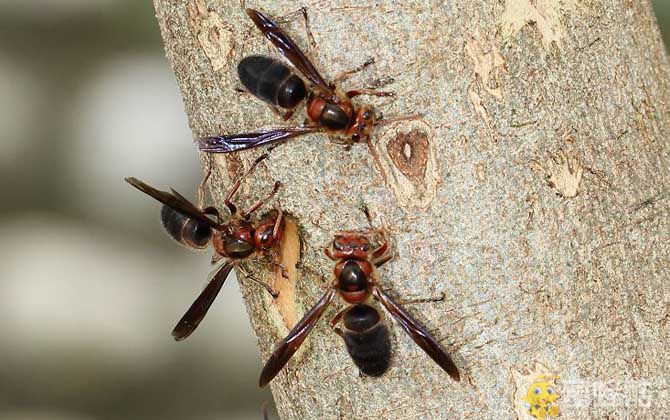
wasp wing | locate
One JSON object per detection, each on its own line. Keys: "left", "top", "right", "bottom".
{"left": 198, "top": 126, "right": 320, "bottom": 153}
{"left": 373, "top": 286, "right": 460, "bottom": 381}
{"left": 258, "top": 288, "right": 337, "bottom": 387}
{"left": 246, "top": 8, "right": 333, "bottom": 96}
{"left": 172, "top": 262, "right": 235, "bottom": 341}
{"left": 125, "top": 177, "right": 220, "bottom": 229}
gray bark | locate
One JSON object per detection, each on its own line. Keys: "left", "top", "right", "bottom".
{"left": 153, "top": 0, "right": 670, "bottom": 418}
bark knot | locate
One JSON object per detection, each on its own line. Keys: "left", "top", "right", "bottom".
{"left": 386, "top": 129, "right": 430, "bottom": 182}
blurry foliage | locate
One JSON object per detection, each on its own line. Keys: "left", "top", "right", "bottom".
{"left": 0, "top": 1, "right": 160, "bottom": 216}
{"left": 655, "top": 0, "right": 670, "bottom": 48}
{"left": 0, "top": 2, "right": 270, "bottom": 420}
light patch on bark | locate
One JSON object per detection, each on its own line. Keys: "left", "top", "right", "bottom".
{"left": 273, "top": 217, "right": 300, "bottom": 330}
{"left": 532, "top": 149, "right": 584, "bottom": 198}
{"left": 468, "top": 84, "right": 498, "bottom": 142}
{"left": 262, "top": 217, "right": 311, "bottom": 365}
{"left": 500, "top": 0, "right": 585, "bottom": 48}
{"left": 466, "top": 36, "right": 507, "bottom": 143}
{"left": 371, "top": 118, "right": 439, "bottom": 209}
{"left": 465, "top": 36, "right": 508, "bottom": 101}
{"left": 634, "top": 98, "right": 659, "bottom": 145}
{"left": 187, "top": 0, "right": 234, "bottom": 71}
{"left": 474, "top": 162, "right": 487, "bottom": 183}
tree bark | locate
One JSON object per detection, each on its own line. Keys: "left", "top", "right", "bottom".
{"left": 153, "top": 0, "right": 670, "bottom": 418}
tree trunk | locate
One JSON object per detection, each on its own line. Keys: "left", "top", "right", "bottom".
{"left": 152, "top": 0, "right": 670, "bottom": 418}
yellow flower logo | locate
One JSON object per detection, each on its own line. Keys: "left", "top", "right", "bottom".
{"left": 512, "top": 362, "right": 560, "bottom": 419}
{"left": 523, "top": 375, "right": 560, "bottom": 419}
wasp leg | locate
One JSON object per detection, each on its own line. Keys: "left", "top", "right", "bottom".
{"left": 240, "top": 181, "right": 281, "bottom": 219}
{"left": 397, "top": 292, "right": 446, "bottom": 305}
{"left": 237, "top": 265, "right": 280, "bottom": 298}
{"left": 346, "top": 88, "right": 396, "bottom": 99}
{"left": 197, "top": 163, "right": 212, "bottom": 209}
{"left": 224, "top": 154, "right": 269, "bottom": 215}
{"left": 329, "top": 308, "right": 348, "bottom": 338}
{"left": 275, "top": 6, "right": 317, "bottom": 56}
{"left": 334, "top": 57, "right": 376, "bottom": 85}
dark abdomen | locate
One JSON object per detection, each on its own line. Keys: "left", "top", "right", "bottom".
{"left": 344, "top": 323, "right": 391, "bottom": 376}
{"left": 342, "top": 305, "right": 392, "bottom": 376}
{"left": 160, "top": 205, "right": 211, "bottom": 249}
{"left": 238, "top": 55, "right": 306, "bottom": 109}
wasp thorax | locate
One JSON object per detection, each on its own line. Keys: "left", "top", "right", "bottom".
{"left": 255, "top": 225, "right": 274, "bottom": 248}
{"left": 320, "top": 103, "right": 350, "bottom": 131}
{"left": 254, "top": 218, "right": 284, "bottom": 250}
{"left": 338, "top": 260, "right": 369, "bottom": 292}
{"left": 214, "top": 225, "right": 255, "bottom": 259}
{"left": 222, "top": 236, "right": 255, "bottom": 259}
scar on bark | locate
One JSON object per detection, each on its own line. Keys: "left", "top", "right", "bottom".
{"left": 373, "top": 119, "right": 440, "bottom": 209}
{"left": 187, "top": 0, "right": 235, "bottom": 71}
{"left": 273, "top": 216, "right": 301, "bottom": 330}
{"left": 531, "top": 149, "right": 584, "bottom": 198}
{"left": 386, "top": 129, "right": 430, "bottom": 182}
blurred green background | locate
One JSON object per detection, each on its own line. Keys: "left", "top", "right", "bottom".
{"left": 0, "top": 2, "right": 668, "bottom": 420}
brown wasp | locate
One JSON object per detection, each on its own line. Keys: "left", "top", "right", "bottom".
{"left": 258, "top": 213, "right": 460, "bottom": 387}
{"left": 125, "top": 154, "right": 285, "bottom": 341}
{"left": 197, "top": 8, "right": 394, "bottom": 155}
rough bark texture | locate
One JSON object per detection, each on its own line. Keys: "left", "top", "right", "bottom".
{"left": 153, "top": 0, "right": 670, "bottom": 418}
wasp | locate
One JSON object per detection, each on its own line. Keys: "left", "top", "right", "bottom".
{"left": 257, "top": 216, "right": 460, "bottom": 387}
{"left": 197, "top": 8, "right": 395, "bottom": 155}
{"left": 125, "top": 154, "right": 285, "bottom": 341}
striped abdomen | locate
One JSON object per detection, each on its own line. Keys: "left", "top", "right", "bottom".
{"left": 238, "top": 55, "right": 307, "bottom": 109}
{"left": 160, "top": 205, "right": 212, "bottom": 249}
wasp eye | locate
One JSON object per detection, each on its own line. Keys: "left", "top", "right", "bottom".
{"left": 363, "top": 111, "right": 371, "bottom": 120}
{"left": 351, "top": 133, "right": 361, "bottom": 142}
